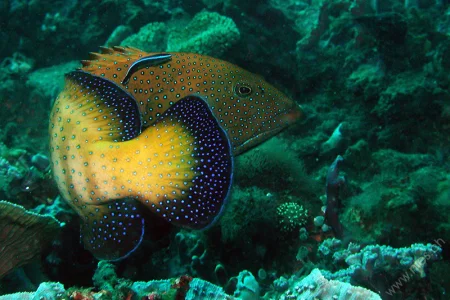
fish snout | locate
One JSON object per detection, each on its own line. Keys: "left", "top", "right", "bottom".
{"left": 280, "top": 103, "right": 304, "bottom": 125}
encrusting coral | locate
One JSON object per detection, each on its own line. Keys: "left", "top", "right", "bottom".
{"left": 280, "top": 268, "right": 382, "bottom": 300}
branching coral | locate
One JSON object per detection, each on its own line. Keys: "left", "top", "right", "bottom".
{"left": 319, "top": 239, "right": 442, "bottom": 290}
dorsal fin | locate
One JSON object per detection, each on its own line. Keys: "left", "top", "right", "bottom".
{"left": 98, "top": 46, "right": 116, "bottom": 54}
{"left": 81, "top": 46, "right": 149, "bottom": 74}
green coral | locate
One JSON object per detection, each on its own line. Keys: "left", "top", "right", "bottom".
{"left": 436, "top": 174, "right": 450, "bottom": 207}
{"left": 220, "top": 186, "right": 277, "bottom": 242}
{"left": 105, "top": 25, "right": 133, "bottom": 47}
{"left": 26, "top": 61, "right": 79, "bottom": 101}
{"left": 167, "top": 11, "right": 240, "bottom": 56}
{"left": 235, "top": 137, "right": 318, "bottom": 196}
{"left": 120, "top": 22, "right": 168, "bottom": 52}
{"left": 277, "top": 202, "right": 308, "bottom": 233}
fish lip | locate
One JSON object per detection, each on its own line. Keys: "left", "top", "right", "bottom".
{"left": 237, "top": 125, "right": 283, "bottom": 150}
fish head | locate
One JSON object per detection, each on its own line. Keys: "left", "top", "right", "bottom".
{"left": 209, "top": 66, "right": 303, "bottom": 154}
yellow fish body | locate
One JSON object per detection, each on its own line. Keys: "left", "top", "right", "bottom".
{"left": 50, "top": 71, "right": 232, "bottom": 260}
{"left": 81, "top": 46, "right": 303, "bottom": 155}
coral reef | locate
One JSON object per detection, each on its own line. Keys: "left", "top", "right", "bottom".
{"left": 0, "top": 53, "right": 34, "bottom": 81}
{"left": 317, "top": 239, "right": 443, "bottom": 296}
{"left": 280, "top": 269, "right": 381, "bottom": 300}
{"left": 0, "top": 146, "right": 58, "bottom": 207}
{"left": 234, "top": 137, "right": 317, "bottom": 194}
{"left": 0, "top": 282, "right": 65, "bottom": 300}
{"left": 0, "top": 262, "right": 233, "bottom": 300}
{"left": 26, "top": 61, "right": 80, "bottom": 102}
{"left": 115, "top": 10, "right": 240, "bottom": 56}
{"left": 220, "top": 185, "right": 278, "bottom": 243}
{"left": 233, "top": 270, "right": 260, "bottom": 299}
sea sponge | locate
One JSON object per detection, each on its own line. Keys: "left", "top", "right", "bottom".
{"left": 167, "top": 11, "right": 240, "bottom": 56}
{"left": 120, "top": 22, "right": 167, "bottom": 52}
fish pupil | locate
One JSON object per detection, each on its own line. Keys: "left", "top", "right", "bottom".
{"left": 240, "top": 87, "right": 251, "bottom": 94}
{"left": 235, "top": 84, "right": 252, "bottom": 96}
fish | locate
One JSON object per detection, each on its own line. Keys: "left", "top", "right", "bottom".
{"left": 80, "top": 46, "right": 303, "bottom": 155}
{"left": 49, "top": 70, "right": 233, "bottom": 260}
{"left": 122, "top": 53, "right": 172, "bottom": 85}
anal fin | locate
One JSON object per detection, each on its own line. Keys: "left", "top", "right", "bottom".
{"left": 80, "top": 199, "right": 145, "bottom": 261}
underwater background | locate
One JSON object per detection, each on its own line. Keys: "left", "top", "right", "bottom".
{"left": 0, "top": 0, "right": 450, "bottom": 299}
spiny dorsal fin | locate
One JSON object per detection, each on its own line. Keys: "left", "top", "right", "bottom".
{"left": 98, "top": 46, "right": 115, "bottom": 54}
{"left": 80, "top": 46, "right": 152, "bottom": 82}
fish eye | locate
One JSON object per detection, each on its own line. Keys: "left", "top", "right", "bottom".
{"left": 234, "top": 83, "right": 252, "bottom": 97}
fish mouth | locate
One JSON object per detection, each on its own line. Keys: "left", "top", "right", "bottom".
{"left": 269, "top": 103, "right": 304, "bottom": 129}
{"left": 280, "top": 103, "right": 304, "bottom": 124}
{"left": 237, "top": 124, "right": 283, "bottom": 152}
{"left": 237, "top": 104, "right": 303, "bottom": 151}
